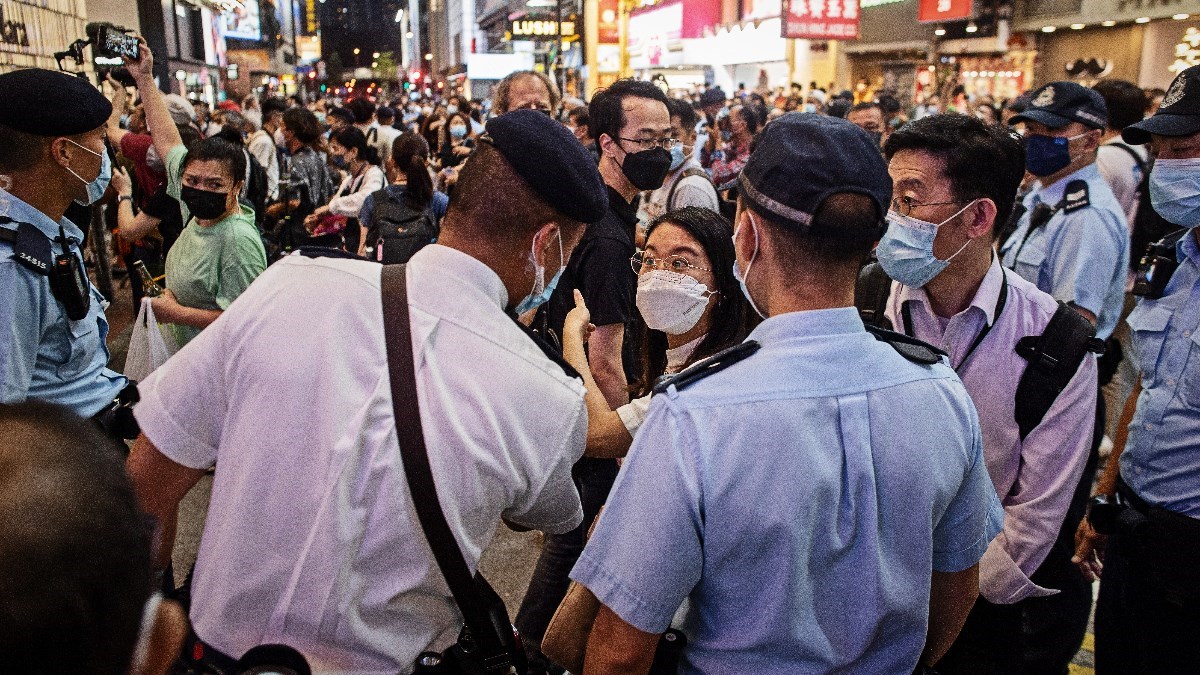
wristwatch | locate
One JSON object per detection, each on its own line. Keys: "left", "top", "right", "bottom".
{"left": 117, "top": 195, "right": 134, "bottom": 205}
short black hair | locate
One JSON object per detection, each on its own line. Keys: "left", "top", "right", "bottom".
{"left": 667, "top": 98, "right": 697, "bottom": 131}
{"left": 1093, "top": 79, "right": 1148, "bottom": 131}
{"left": 330, "top": 126, "right": 381, "bottom": 165}
{"left": 261, "top": 97, "right": 288, "bottom": 117}
{"left": 589, "top": 79, "right": 670, "bottom": 143}
{"left": 878, "top": 94, "right": 901, "bottom": 114}
{"left": 327, "top": 107, "right": 356, "bottom": 125}
{"left": 850, "top": 102, "right": 882, "bottom": 114}
{"left": 182, "top": 136, "right": 248, "bottom": 186}
{"left": 346, "top": 98, "right": 376, "bottom": 124}
{"left": 883, "top": 113, "right": 1025, "bottom": 229}
{"left": 0, "top": 402, "right": 152, "bottom": 674}
{"left": 826, "top": 99, "right": 852, "bottom": 119}
{"left": 283, "top": 107, "right": 323, "bottom": 144}
{"left": 0, "top": 124, "right": 47, "bottom": 173}
{"left": 568, "top": 105, "right": 589, "bottom": 127}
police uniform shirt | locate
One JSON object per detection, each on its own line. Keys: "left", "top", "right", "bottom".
{"left": 1123, "top": 231, "right": 1200, "bottom": 517}
{"left": 0, "top": 190, "right": 126, "bottom": 416}
{"left": 572, "top": 308, "right": 1004, "bottom": 674}
{"left": 134, "top": 244, "right": 588, "bottom": 672}
{"left": 1000, "top": 163, "right": 1129, "bottom": 340}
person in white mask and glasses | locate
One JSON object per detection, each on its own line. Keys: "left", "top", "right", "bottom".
{"left": 561, "top": 206, "right": 754, "bottom": 457}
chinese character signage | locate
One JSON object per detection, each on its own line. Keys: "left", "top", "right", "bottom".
{"left": 782, "top": 0, "right": 860, "bottom": 40}
{"left": 918, "top": 0, "right": 971, "bottom": 23}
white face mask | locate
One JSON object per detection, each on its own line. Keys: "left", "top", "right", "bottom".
{"left": 636, "top": 269, "right": 715, "bottom": 334}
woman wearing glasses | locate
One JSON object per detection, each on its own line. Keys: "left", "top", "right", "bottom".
{"left": 562, "top": 207, "right": 755, "bottom": 457}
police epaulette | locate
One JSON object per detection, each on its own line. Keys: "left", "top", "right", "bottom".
{"left": 511, "top": 319, "right": 582, "bottom": 381}
{"left": 1062, "top": 180, "right": 1090, "bottom": 214}
{"left": 864, "top": 324, "right": 946, "bottom": 365}
{"left": 653, "top": 340, "right": 760, "bottom": 395}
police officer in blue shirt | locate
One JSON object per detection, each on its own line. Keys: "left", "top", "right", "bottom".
{"left": 569, "top": 114, "right": 1004, "bottom": 674}
{"left": 0, "top": 68, "right": 134, "bottom": 439}
{"left": 1000, "top": 81, "right": 1130, "bottom": 670}
{"left": 1074, "top": 64, "right": 1200, "bottom": 675}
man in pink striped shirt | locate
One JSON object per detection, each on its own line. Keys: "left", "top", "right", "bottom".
{"left": 874, "top": 113, "right": 1098, "bottom": 674}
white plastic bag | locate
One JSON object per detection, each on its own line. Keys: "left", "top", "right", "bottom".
{"left": 124, "top": 297, "right": 178, "bottom": 381}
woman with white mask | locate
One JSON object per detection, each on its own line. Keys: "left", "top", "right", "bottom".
{"left": 562, "top": 207, "right": 755, "bottom": 457}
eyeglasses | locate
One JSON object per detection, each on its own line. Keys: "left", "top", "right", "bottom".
{"left": 618, "top": 137, "right": 681, "bottom": 152}
{"left": 631, "top": 252, "right": 711, "bottom": 275}
{"left": 513, "top": 102, "right": 553, "bottom": 116}
{"left": 890, "top": 196, "right": 965, "bottom": 218}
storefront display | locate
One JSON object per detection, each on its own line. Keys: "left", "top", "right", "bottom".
{"left": 0, "top": 0, "right": 90, "bottom": 73}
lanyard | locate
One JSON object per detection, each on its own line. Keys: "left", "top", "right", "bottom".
{"left": 901, "top": 270, "right": 1008, "bottom": 373}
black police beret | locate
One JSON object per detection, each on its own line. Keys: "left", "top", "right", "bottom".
{"left": 0, "top": 68, "right": 112, "bottom": 136}
{"left": 739, "top": 113, "right": 891, "bottom": 241}
{"left": 1124, "top": 65, "right": 1200, "bottom": 144}
{"left": 484, "top": 109, "right": 607, "bottom": 223}
{"left": 1011, "top": 81, "right": 1107, "bottom": 130}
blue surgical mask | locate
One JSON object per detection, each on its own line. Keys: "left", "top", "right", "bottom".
{"left": 669, "top": 143, "right": 687, "bottom": 171}
{"left": 732, "top": 213, "right": 766, "bottom": 319}
{"left": 446, "top": 104, "right": 458, "bottom": 115}
{"left": 449, "top": 124, "right": 468, "bottom": 139}
{"left": 331, "top": 154, "right": 348, "bottom": 169}
{"left": 1025, "top": 132, "right": 1089, "bottom": 178}
{"left": 65, "top": 140, "right": 111, "bottom": 205}
{"left": 515, "top": 229, "right": 564, "bottom": 315}
{"left": 1149, "top": 157, "right": 1200, "bottom": 228}
{"left": 803, "top": 103, "right": 817, "bottom": 114}
{"left": 876, "top": 202, "right": 976, "bottom": 288}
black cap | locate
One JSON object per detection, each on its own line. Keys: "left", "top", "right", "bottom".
{"left": 1123, "top": 65, "right": 1200, "bottom": 145}
{"left": 738, "top": 113, "right": 891, "bottom": 241}
{"left": 484, "top": 109, "right": 607, "bottom": 223}
{"left": 0, "top": 68, "right": 112, "bottom": 136}
{"left": 1010, "top": 81, "right": 1108, "bottom": 130}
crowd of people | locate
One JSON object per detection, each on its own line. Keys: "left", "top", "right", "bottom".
{"left": 1, "top": 30, "right": 1198, "bottom": 675}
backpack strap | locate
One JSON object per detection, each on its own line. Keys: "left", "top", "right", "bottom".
{"left": 854, "top": 261, "right": 894, "bottom": 330}
{"left": 1013, "top": 303, "right": 1105, "bottom": 440}
{"left": 666, "top": 168, "right": 713, "bottom": 211}
{"left": 1106, "top": 142, "right": 1148, "bottom": 174}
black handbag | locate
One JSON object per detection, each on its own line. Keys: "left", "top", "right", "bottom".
{"left": 380, "top": 264, "right": 527, "bottom": 675}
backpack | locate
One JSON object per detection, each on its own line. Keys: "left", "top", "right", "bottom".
{"left": 241, "top": 149, "right": 270, "bottom": 230}
{"left": 1108, "top": 142, "right": 1176, "bottom": 270}
{"left": 364, "top": 188, "right": 439, "bottom": 265}
{"left": 854, "top": 261, "right": 1103, "bottom": 439}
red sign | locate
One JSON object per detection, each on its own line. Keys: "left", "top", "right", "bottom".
{"left": 598, "top": 0, "right": 620, "bottom": 44}
{"left": 918, "top": 0, "right": 972, "bottom": 23}
{"left": 782, "top": 0, "right": 860, "bottom": 40}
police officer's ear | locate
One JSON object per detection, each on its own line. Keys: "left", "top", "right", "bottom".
{"left": 1079, "top": 128, "right": 1103, "bottom": 152}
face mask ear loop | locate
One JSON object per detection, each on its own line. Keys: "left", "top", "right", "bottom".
{"left": 935, "top": 200, "right": 979, "bottom": 264}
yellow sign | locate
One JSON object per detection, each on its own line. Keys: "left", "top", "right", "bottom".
{"left": 511, "top": 20, "right": 577, "bottom": 38}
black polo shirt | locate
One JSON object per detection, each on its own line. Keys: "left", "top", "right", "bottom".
{"left": 542, "top": 186, "right": 640, "bottom": 359}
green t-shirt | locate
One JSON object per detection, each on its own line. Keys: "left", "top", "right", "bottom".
{"left": 164, "top": 145, "right": 267, "bottom": 345}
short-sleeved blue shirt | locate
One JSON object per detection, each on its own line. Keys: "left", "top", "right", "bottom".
{"left": 1000, "top": 163, "right": 1129, "bottom": 339}
{"left": 1122, "top": 231, "right": 1200, "bottom": 517}
{"left": 0, "top": 191, "right": 126, "bottom": 416}
{"left": 572, "top": 308, "right": 1004, "bottom": 674}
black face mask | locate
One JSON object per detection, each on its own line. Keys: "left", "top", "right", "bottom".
{"left": 180, "top": 185, "right": 231, "bottom": 220}
{"left": 619, "top": 147, "right": 673, "bottom": 191}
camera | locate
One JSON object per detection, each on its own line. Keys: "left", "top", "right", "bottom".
{"left": 1133, "top": 237, "right": 1180, "bottom": 300}
{"left": 94, "top": 24, "right": 139, "bottom": 60}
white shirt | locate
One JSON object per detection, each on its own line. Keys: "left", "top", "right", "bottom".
{"left": 616, "top": 336, "right": 702, "bottom": 436}
{"left": 1097, "top": 137, "right": 1147, "bottom": 229}
{"left": 248, "top": 129, "right": 280, "bottom": 200}
{"left": 328, "top": 165, "right": 388, "bottom": 218}
{"left": 639, "top": 157, "right": 719, "bottom": 229}
{"left": 134, "top": 245, "right": 587, "bottom": 673}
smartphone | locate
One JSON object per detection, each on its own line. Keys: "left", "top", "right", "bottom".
{"left": 98, "top": 26, "right": 139, "bottom": 60}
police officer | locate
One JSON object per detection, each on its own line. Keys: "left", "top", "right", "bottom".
{"left": 873, "top": 113, "right": 1099, "bottom": 674}
{"left": 569, "top": 114, "right": 1003, "bottom": 673}
{"left": 0, "top": 68, "right": 135, "bottom": 440}
{"left": 126, "top": 109, "right": 608, "bottom": 672}
{"left": 1000, "top": 80, "right": 1130, "bottom": 670}
{"left": 1074, "top": 64, "right": 1200, "bottom": 675}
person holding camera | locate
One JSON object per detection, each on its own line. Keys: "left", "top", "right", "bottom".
{"left": 0, "top": 67, "right": 136, "bottom": 440}
{"left": 1073, "top": 64, "right": 1200, "bottom": 675}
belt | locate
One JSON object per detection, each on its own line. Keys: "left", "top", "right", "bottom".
{"left": 92, "top": 382, "right": 141, "bottom": 442}
{"left": 1116, "top": 476, "right": 1151, "bottom": 516}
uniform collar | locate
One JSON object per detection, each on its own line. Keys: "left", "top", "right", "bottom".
{"left": 1180, "top": 228, "right": 1200, "bottom": 265}
{"left": 898, "top": 253, "right": 1005, "bottom": 327}
{"left": 0, "top": 189, "right": 83, "bottom": 242}
{"left": 747, "top": 306, "right": 864, "bottom": 344}
{"left": 1033, "top": 162, "right": 1100, "bottom": 205}
{"left": 414, "top": 244, "right": 509, "bottom": 309}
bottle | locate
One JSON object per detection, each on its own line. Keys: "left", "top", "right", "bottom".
{"left": 133, "top": 259, "right": 164, "bottom": 297}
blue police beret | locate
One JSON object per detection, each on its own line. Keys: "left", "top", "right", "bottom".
{"left": 0, "top": 68, "right": 112, "bottom": 136}
{"left": 1011, "top": 81, "right": 1107, "bottom": 130}
{"left": 484, "top": 109, "right": 607, "bottom": 223}
{"left": 1124, "top": 65, "right": 1200, "bottom": 144}
{"left": 738, "top": 113, "right": 891, "bottom": 241}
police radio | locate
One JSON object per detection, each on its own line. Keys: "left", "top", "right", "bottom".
{"left": 1133, "top": 229, "right": 1187, "bottom": 300}
{"left": 49, "top": 225, "right": 91, "bottom": 320}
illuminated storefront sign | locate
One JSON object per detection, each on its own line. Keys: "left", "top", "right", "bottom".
{"left": 510, "top": 19, "right": 577, "bottom": 38}
{"left": 0, "top": 0, "right": 89, "bottom": 72}
{"left": 918, "top": 0, "right": 971, "bottom": 23}
{"left": 782, "top": 0, "right": 861, "bottom": 39}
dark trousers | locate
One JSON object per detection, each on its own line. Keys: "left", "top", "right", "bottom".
{"left": 515, "top": 458, "right": 618, "bottom": 656}
{"left": 942, "top": 394, "right": 1104, "bottom": 675}
{"left": 1094, "top": 504, "right": 1200, "bottom": 674}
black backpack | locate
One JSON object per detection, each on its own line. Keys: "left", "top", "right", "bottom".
{"left": 1108, "top": 142, "right": 1176, "bottom": 271}
{"left": 854, "top": 261, "right": 1103, "bottom": 439}
{"left": 241, "top": 149, "right": 270, "bottom": 230}
{"left": 363, "top": 188, "right": 438, "bottom": 264}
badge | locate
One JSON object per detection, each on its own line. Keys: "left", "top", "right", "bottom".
{"left": 1032, "top": 86, "right": 1056, "bottom": 108}
{"left": 1161, "top": 74, "right": 1187, "bottom": 110}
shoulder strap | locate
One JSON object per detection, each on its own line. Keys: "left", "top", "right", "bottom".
{"left": 853, "top": 261, "right": 894, "bottom": 329}
{"left": 379, "top": 265, "right": 514, "bottom": 671}
{"left": 1106, "top": 142, "right": 1147, "bottom": 174}
{"left": 864, "top": 324, "right": 947, "bottom": 365}
{"left": 653, "top": 340, "right": 760, "bottom": 395}
{"left": 1013, "top": 303, "right": 1105, "bottom": 440}
{"left": 666, "top": 167, "right": 712, "bottom": 210}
